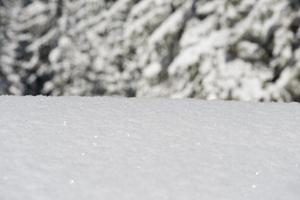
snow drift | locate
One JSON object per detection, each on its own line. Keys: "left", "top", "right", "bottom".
{"left": 0, "top": 97, "right": 300, "bottom": 200}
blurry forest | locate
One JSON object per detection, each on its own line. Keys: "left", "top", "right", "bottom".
{"left": 0, "top": 0, "right": 300, "bottom": 101}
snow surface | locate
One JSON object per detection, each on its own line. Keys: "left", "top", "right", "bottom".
{"left": 0, "top": 97, "right": 300, "bottom": 200}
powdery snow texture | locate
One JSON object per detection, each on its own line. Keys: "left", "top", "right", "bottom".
{"left": 0, "top": 97, "right": 299, "bottom": 200}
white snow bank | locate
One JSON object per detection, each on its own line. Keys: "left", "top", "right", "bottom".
{"left": 0, "top": 97, "right": 299, "bottom": 200}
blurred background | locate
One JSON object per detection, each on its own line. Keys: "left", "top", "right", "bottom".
{"left": 0, "top": 0, "right": 300, "bottom": 101}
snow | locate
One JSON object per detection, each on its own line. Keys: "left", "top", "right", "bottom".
{"left": 2, "top": 0, "right": 300, "bottom": 100}
{"left": 0, "top": 97, "right": 300, "bottom": 200}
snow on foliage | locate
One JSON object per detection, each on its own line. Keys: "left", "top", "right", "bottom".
{"left": 0, "top": 0, "right": 300, "bottom": 101}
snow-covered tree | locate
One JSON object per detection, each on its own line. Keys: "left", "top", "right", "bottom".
{"left": 0, "top": 1, "right": 6, "bottom": 94}
{"left": 1, "top": 0, "right": 300, "bottom": 101}
{"left": 0, "top": 0, "right": 23, "bottom": 95}
{"left": 44, "top": 0, "right": 136, "bottom": 96}
{"left": 0, "top": 0, "right": 61, "bottom": 95}
{"left": 135, "top": 0, "right": 300, "bottom": 101}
